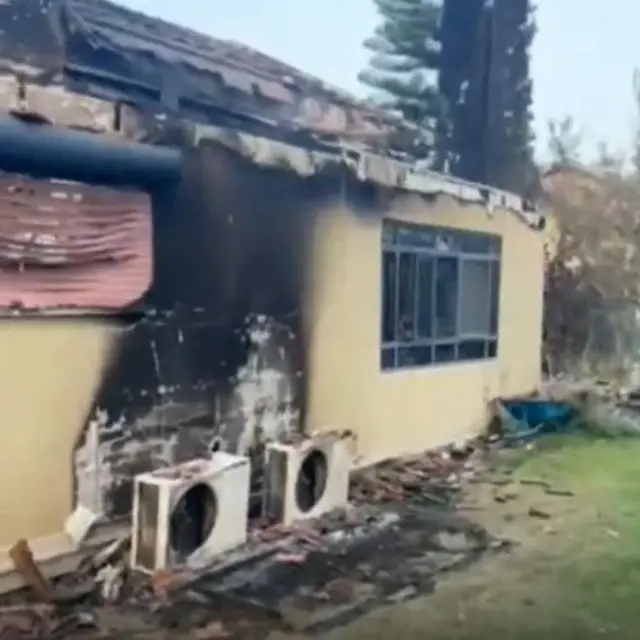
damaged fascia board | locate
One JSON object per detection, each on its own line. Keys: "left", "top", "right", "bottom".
{"left": 192, "top": 122, "right": 543, "bottom": 228}
{"left": 192, "top": 122, "right": 331, "bottom": 178}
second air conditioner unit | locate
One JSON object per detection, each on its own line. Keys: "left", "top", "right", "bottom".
{"left": 263, "top": 432, "right": 353, "bottom": 526}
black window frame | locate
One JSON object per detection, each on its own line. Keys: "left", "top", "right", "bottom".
{"left": 381, "top": 220, "right": 501, "bottom": 371}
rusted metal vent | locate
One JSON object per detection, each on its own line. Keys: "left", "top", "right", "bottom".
{"left": 0, "top": 174, "right": 152, "bottom": 311}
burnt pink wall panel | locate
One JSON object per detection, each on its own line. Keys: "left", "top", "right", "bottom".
{"left": 0, "top": 175, "right": 152, "bottom": 311}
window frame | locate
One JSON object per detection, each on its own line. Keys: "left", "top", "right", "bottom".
{"left": 381, "top": 220, "right": 502, "bottom": 371}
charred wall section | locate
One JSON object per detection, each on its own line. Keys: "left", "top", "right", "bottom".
{"left": 74, "top": 142, "right": 332, "bottom": 521}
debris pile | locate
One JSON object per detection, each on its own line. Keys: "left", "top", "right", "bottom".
{"left": 538, "top": 377, "right": 640, "bottom": 437}
{"left": 484, "top": 375, "right": 640, "bottom": 444}
{"left": 0, "top": 443, "right": 500, "bottom": 638}
{"left": 349, "top": 443, "right": 481, "bottom": 509}
{"left": 186, "top": 504, "right": 497, "bottom": 635}
{"left": 0, "top": 535, "right": 129, "bottom": 637}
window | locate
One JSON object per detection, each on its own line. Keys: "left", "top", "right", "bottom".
{"left": 381, "top": 220, "right": 501, "bottom": 370}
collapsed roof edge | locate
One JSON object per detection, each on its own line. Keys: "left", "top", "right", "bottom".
{"left": 0, "top": 0, "right": 542, "bottom": 226}
{"left": 192, "top": 122, "right": 542, "bottom": 229}
{"left": 55, "top": 0, "right": 425, "bottom": 153}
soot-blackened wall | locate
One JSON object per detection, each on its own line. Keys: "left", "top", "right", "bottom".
{"left": 73, "top": 143, "right": 333, "bottom": 521}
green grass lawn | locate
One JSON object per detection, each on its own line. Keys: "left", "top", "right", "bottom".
{"left": 304, "top": 436, "right": 640, "bottom": 640}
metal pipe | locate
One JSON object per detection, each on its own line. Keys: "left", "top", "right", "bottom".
{"left": 0, "top": 117, "right": 183, "bottom": 190}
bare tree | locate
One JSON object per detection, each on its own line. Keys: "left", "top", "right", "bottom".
{"left": 543, "top": 165, "right": 640, "bottom": 378}
{"left": 632, "top": 68, "right": 640, "bottom": 175}
{"left": 547, "top": 116, "right": 582, "bottom": 167}
{"left": 541, "top": 73, "right": 640, "bottom": 382}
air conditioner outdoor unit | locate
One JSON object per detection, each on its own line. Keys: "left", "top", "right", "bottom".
{"left": 131, "top": 453, "right": 250, "bottom": 573}
{"left": 263, "top": 432, "right": 353, "bottom": 526}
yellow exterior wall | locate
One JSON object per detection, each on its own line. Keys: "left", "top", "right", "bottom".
{"left": 0, "top": 320, "right": 117, "bottom": 548}
{"left": 0, "top": 188, "right": 544, "bottom": 553}
{"left": 306, "top": 194, "right": 544, "bottom": 465}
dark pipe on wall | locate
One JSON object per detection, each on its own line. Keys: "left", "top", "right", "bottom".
{"left": 0, "top": 117, "right": 183, "bottom": 190}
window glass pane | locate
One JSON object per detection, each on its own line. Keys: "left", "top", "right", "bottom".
{"left": 459, "top": 259, "right": 491, "bottom": 335}
{"left": 435, "top": 256, "right": 459, "bottom": 338}
{"left": 397, "top": 225, "right": 437, "bottom": 248}
{"left": 398, "top": 345, "right": 433, "bottom": 367}
{"left": 397, "top": 252, "right": 417, "bottom": 342}
{"left": 489, "top": 260, "right": 501, "bottom": 334}
{"left": 382, "top": 251, "right": 397, "bottom": 343}
{"left": 435, "top": 230, "right": 459, "bottom": 253}
{"left": 460, "top": 231, "right": 492, "bottom": 254}
{"left": 416, "top": 256, "right": 434, "bottom": 338}
{"left": 435, "top": 343, "right": 456, "bottom": 363}
{"left": 381, "top": 347, "right": 396, "bottom": 369}
{"left": 382, "top": 222, "right": 396, "bottom": 245}
{"left": 459, "top": 339, "right": 487, "bottom": 361}
{"left": 381, "top": 223, "right": 500, "bottom": 372}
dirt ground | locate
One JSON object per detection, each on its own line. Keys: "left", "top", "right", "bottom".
{"left": 10, "top": 435, "right": 636, "bottom": 639}
{"left": 268, "top": 436, "right": 640, "bottom": 640}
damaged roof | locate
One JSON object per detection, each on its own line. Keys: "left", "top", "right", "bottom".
{"left": 0, "top": 0, "right": 538, "bottom": 220}
{"left": 0, "top": 0, "right": 424, "bottom": 153}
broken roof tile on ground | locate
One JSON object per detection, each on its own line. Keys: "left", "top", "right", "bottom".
{"left": 186, "top": 506, "right": 491, "bottom": 636}
{"left": 1, "top": 444, "right": 513, "bottom": 639}
{"left": 3, "top": 397, "right": 600, "bottom": 639}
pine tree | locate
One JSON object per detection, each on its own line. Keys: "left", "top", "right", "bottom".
{"left": 358, "top": 0, "right": 443, "bottom": 149}
{"left": 360, "top": 0, "right": 536, "bottom": 195}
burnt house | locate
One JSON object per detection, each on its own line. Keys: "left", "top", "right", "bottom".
{"left": 0, "top": 0, "right": 545, "bottom": 584}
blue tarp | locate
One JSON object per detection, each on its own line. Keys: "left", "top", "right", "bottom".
{"left": 501, "top": 399, "right": 576, "bottom": 439}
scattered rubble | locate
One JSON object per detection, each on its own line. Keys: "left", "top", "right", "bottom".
{"left": 273, "top": 552, "right": 307, "bottom": 565}
{"left": 528, "top": 507, "right": 552, "bottom": 520}
{"left": 64, "top": 506, "right": 101, "bottom": 547}
{"left": 9, "top": 539, "right": 55, "bottom": 603}
{"left": 540, "top": 377, "right": 640, "bottom": 437}
{"left": 545, "top": 488, "right": 574, "bottom": 497}
{"left": 193, "top": 619, "right": 232, "bottom": 639}
{"left": 349, "top": 446, "right": 479, "bottom": 509}
{"left": 0, "top": 444, "right": 498, "bottom": 637}
{"left": 487, "top": 376, "right": 640, "bottom": 444}
{"left": 95, "top": 563, "right": 125, "bottom": 603}
{"left": 0, "top": 418, "right": 588, "bottom": 639}
{"left": 520, "top": 478, "right": 550, "bottom": 488}
{"left": 151, "top": 568, "right": 193, "bottom": 603}
{"left": 0, "top": 604, "right": 54, "bottom": 639}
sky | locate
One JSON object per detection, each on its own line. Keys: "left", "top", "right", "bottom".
{"left": 121, "top": 0, "right": 640, "bottom": 161}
